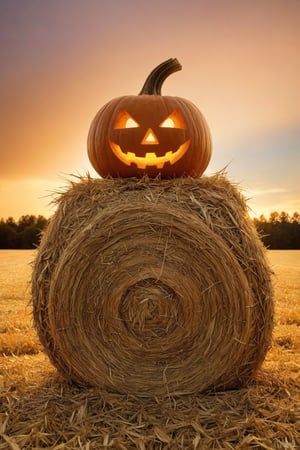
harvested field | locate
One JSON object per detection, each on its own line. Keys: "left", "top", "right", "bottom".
{"left": 0, "top": 249, "right": 299, "bottom": 449}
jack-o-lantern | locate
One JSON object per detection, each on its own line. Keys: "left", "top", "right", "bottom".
{"left": 87, "top": 58, "right": 212, "bottom": 178}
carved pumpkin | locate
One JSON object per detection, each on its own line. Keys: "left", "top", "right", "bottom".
{"left": 88, "top": 58, "right": 212, "bottom": 178}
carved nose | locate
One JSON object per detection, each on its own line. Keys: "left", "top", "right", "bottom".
{"left": 141, "top": 128, "right": 159, "bottom": 145}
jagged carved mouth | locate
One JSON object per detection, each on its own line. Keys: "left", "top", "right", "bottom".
{"left": 109, "top": 139, "right": 191, "bottom": 169}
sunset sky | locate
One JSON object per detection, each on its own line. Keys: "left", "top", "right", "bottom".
{"left": 1, "top": 0, "right": 299, "bottom": 219}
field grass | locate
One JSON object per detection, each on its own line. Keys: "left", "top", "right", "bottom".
{"left": 0, "top": 250, "right": 299, "bottom": 449}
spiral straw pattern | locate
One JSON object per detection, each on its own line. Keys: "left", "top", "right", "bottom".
{"left": 32, "top": 174, "right": 273, "bottom": 396}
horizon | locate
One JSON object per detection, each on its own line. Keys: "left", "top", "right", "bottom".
{"left": 1, "top": 187, "right": 300, "bottom": 222}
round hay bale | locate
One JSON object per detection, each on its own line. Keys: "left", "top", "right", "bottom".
{"left": 32, "top": 173, "right": 273, "bottom": 396}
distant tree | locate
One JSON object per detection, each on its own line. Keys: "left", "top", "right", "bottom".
{"left": 291, "top": 212, "right": 300, "bottom": 248}
{"left": 269, "top": 211, "right": 280, "bottom": 223}
{"left": 0, "top": 220, "right": 17, "bottom": 248}
{"left": 253, "top": 211, "right": 300, "bottom": 249}
{"left": 292, "top": 212, "right": 300, "bottom": 224}
{"left": 35, "top": 215, "right": 49, "bottom": 230}
{"left": 279, "top": 211, "right": 289, "bottom": 223}
{"left": 0, "top": 215, "right": 49, "bottom": 249}
{"left": 19, "top": 225, "right": 41, "bottom": 249}
{"left": 17, "top": 215, "right": 37, "bottom": 232}
{"left": 6, "top": 216, "right": 18, "bottom": 231}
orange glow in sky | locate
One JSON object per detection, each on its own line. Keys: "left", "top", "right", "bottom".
{"left": 0, "top": 0, "right": 299, "bottom": 219}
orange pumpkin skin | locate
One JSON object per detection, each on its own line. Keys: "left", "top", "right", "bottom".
{"left": 87, "top": 59, "right": 212, "bottom": 178}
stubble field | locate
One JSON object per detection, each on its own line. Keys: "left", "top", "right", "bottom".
{"left": 0, "top": 250, "right": 299, "bottom": 449}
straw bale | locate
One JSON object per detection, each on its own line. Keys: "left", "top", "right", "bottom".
{"left": 32, "top": 173, "right": 273, "bottom": 396}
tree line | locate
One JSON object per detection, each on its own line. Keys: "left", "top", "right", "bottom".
{"left": 0, "top": 212, "right": 299, "bottom": 249}
{"left": 253, "top": 211, "right": 300, "bottom": 249}
{"left": 0, "top": 215, "right": 49, "bottom": 249}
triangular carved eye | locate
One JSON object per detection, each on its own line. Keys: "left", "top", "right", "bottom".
{"left": 114, "top": 110, "right": 140, "bottom": 129}
{"left": 160, "top": 110, "right": 186, "bottom": 129}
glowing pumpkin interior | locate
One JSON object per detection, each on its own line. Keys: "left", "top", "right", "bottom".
{"left": 109, "top": 109, "right": 191, "bottom": 169}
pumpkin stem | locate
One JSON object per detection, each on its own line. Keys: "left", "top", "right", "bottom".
{"left": 139, "top": 58, "right": 182, "bottom": 95}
